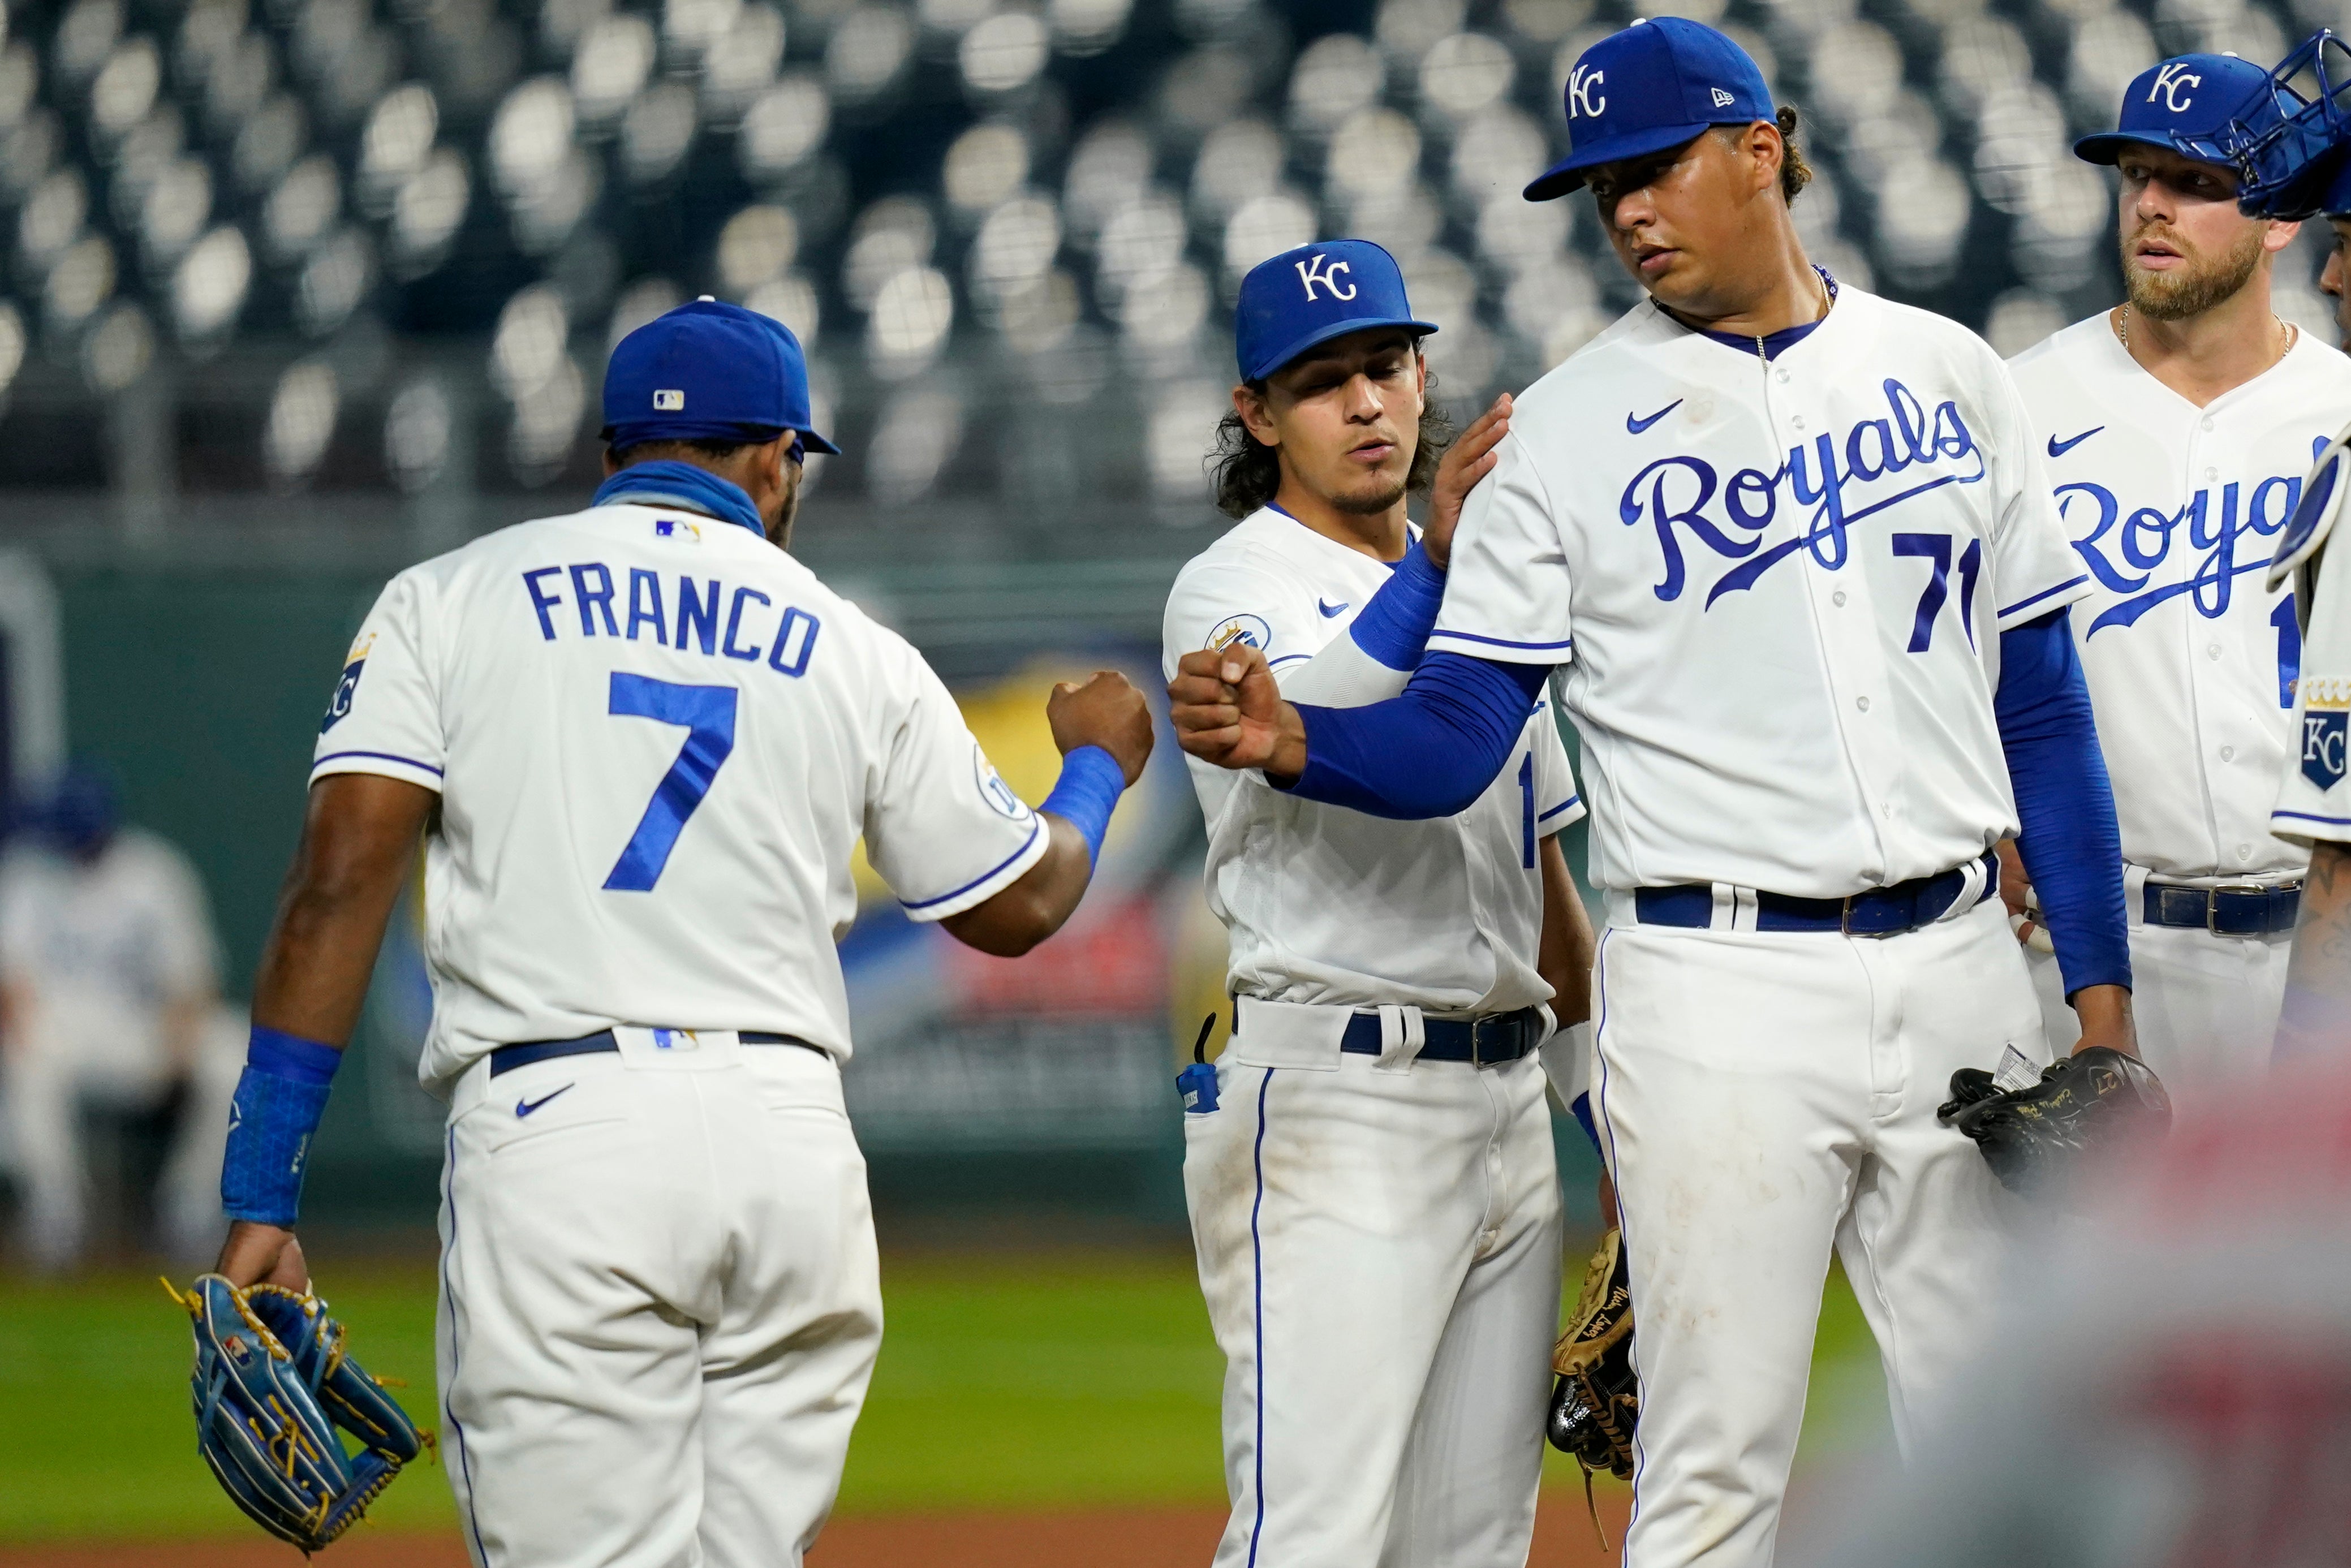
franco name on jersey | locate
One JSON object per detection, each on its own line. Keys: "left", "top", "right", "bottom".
{"left": 519, "top": 558, "right": 823, "bottom": 678}
{"left": 1617, "top": 376, "right": 1984, "bottom": 608}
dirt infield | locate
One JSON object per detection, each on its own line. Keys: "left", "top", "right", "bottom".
{"left": 0, "top": 1492, "right": 1631, "bottom": 1567}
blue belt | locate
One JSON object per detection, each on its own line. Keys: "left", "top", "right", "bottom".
{"left": 2142, "top": 881, "right": 2300, "bottom": 936}
{"left": 1336, "top": 1006, "right": 1545, "bottom": 1065}
{"left": 1634, "top": 852, "right": 1999, "bottom": 937}
{"left": 488, "top": 1029, "right": 817, "bottom": 1077}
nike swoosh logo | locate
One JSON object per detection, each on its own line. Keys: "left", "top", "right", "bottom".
{"left": 1317, "top": 599, "right": 1348, "bottom": 618}
{"left": 1626, "top": 399, "right": 1682, "bottom": 435}
{"left": 515, "top": 1084, "right": 574, "bottom": 1118}
{"left": 2047, "top": 426, "right": 2103, "bottom": 458}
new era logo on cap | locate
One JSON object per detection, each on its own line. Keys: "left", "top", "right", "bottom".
{"left": 1712, "top": 87, "right": 1735, "bottom": 106}
{"left": 653, "top": 389, "right": 684, "bottom": 410}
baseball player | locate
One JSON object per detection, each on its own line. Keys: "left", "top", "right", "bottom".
{"left": 2004, "top": 57, "right": 2351, "bottom": 1095}
{"left": 203, "top": 299, "right": 1155, "bottom": 1568}
{"left": 1172, "top": 22, "right": 2135, "bottom": 1568}
{"left": 0, "top": 765, "right": 226, "bottom": 1268}
{"left": 1165, "top": 239, "right": 1596, "bottom": 1568}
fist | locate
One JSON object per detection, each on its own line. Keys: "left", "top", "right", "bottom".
{"left": 1168, "top": 643, "right": 1303, "bottom": 776}
{"left": 1048, "top": 670, "right": 1155, "bottom": 785}
{"left": 1423, "top": 393, "right": 1512, "bottom": 570}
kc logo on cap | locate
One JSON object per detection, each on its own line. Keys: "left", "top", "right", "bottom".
{"left": 1295, "top": 253, "right": 1357, "bottom": 303}
{"left": 1526, "top": 18, "right": 1775, "bottom": 200}
{"left": 1233, "top": 239, "right": 1437, "bottom": 384}
{"left": 2074, "top": 51, "right": 2281, "bottom": 169}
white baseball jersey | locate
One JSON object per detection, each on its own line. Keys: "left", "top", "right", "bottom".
{"left": 0, "top": 828, "right": 218, "bottom": 1076}
{"left": 313, "top": 501, "right": 1046, "bottom": 1093}
{"left": 1431, "top": 285, "right": 2091, "bottom": 897}
{"left": 2009, "top": 317, "right": 2351, "bottom": 882}
{"left": 1161, "top": 506, "right": 1581, "bottom": 1014}
{"left": 2275, "top": 522, "right": 2351, "bottom": 846}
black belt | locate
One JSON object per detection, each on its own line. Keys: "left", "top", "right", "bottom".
{"left": 1634, "top": 852, "right": 1999, "bottom": 938}
{"left": 1337, "top": 1006, "right": 1545, "bottom": 1065}
{"left": 2143, "top": 881, "right": 2301, "bottom": 936}
{"left": 488, "top": 1029, "right": 819, "bottom": 1077}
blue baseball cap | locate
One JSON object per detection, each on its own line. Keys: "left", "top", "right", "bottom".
{"left": 601, "top": 297, "right": 839, "bottom": 455}
{"left": 1525, "top": 18, "right": 1774, "bottom": 201}
{"left": 2075, "top": 53, "right": 2281, "bottom": 167}
{"left": 1234, "top": 240, "right": 1437, "bottom": 383}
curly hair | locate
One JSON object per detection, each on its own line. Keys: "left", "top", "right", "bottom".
{"left": 1208, "top": 369, "right": 1457, "bottom": 520}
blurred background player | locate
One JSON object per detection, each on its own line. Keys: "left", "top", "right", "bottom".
{"left": 1172, "top": 20, "right": 2135, "bottom": 1568}
{"left": 0, "top": 763, "right": 233, "bottom": 1271}
{"left": 203, "top": 300, "right": 1155, "bottom": 1568}
{"left": 1164, "top": 239, "right": 1594, "bottom": 1568}
{"left": 2004, "top": 57, "right": 2351, "bottom": 1095}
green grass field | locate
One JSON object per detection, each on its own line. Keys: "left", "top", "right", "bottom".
{"left": 0, "top": 1247, "right": 1887, "bottom": 1543}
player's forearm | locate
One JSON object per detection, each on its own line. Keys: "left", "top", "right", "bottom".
{"left": 938, "top": 816, "right": 1095, "bottom": 957}
{"left": 1537, "top": 834, "right": 1595, "bottom": 1027}
{"left": 251, "top": 774, "right": 434, "bottom": 1046}
{"left": 1279, "top": 539, "right": 1448, "bottom": 708}
{"left": 1994, "top": 610, "right": 2132, "bottom": 1002}
{"left": 2279, "top": 841, "right": 2351, "bottom": 1053}
{"left": 1283, "top": 653, "right": 1547, "bottom": 817}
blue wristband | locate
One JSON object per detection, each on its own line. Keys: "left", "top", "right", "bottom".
{"left": 220, "top": 1025, "right": 343, "bottom": 1227}
{"left": 1040, "top": 744, "right": 1126, "bottom": 866}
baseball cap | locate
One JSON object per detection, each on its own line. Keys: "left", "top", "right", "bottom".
{"left": 1234, "top": 239, "right": 1437, "bottom": 384}
{"left": 1523, "top": 18, "right": 1775, "bottom": 202}
{"left": 601, "top": 297, "right": 840, "bottom": 455}
{"left": 2074, "top": 53, "right": 2283, "bottom": 167}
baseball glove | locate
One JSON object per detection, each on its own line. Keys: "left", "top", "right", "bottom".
{"left": 1937, "top": 1045, "right": 2173, "bottom": 1196}
{"left": 1547, "top": 1227, "right": 1638, "bottom": 1481}
{"left": 167, "top": 1273, "right": 428, "bottom": 1553}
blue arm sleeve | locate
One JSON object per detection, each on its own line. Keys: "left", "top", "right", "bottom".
{"left": 1347, "top": 538, "right": 1447, "bottom": 670}
{"left": 1995, "top": 608, "right": 2130, "bottom": 998}
{"left": 1281, "top": 652, "right": 1550, "bottom": 819}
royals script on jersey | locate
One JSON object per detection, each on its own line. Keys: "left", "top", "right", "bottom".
{"left": 2009, "top": 318, "right": 2351, "bottom": 882}
{"left": 1162, "top": 508, "right": 1581, "bottom": 1013}
{"left": 1431, "top": 286, "right": 2090, "bottom": 898}
{"left": 313, "top": 502, "right": 1047, "bottom": 1092}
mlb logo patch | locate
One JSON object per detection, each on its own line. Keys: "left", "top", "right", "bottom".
{"left": 653, "top": 389, "right": 684, "bottom": 411}
{"left": 2304, "top": 709, "right": 2348, "bottom": 790}
{"left": 653, "top": 518, "right": 701, "bottom": 541}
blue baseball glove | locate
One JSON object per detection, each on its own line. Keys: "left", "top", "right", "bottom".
{"left": 167, "top": 1273, "right": 428, "bottom": 1552}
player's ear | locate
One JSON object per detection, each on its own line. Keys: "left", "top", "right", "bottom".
{"left": 1233, "top": 382, "right": 1278, "bottom": 450}
{"left": 1749, "top": 120, "right": 1784, "bottom": 199}
{"left": 2264, "top": 217, "right": 2303, "bottom": 256}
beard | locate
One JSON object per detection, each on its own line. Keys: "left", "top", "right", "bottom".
{"left": 1329, "top": 468, "right": 1412, "bottom": 516}
{"left": 2121, "top": 221, "right": 2268, "bottom": 321}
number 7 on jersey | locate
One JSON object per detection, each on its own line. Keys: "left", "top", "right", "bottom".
{"left": 604, "top": 673, "right": 738, "bottom": 892}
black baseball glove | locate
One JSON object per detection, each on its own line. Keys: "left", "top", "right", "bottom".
{"left": 169, "top": 1273, "right": 428, "bottom": 1552}
{"left": 1938, "top": 1045, "right": 2172, "bottom": 1195}
{"left": 1547, "top": 1227, "right": 1637, "bottom": 1481}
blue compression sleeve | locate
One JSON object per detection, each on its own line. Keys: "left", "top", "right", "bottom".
{"left": 1995, "top": 608, "right": 2130, "bottom": 997}
{"left": 220, "top": 1025, "right": 343, "bottom": 1226}
{"left": 1284, "top": 652, "right": 1549, "bottom": 819}
{"left": 1040, "top": 745, "right": 1125, "bottom": 865}
{"left": 1347, "top": 538, "right": 1446, "bottom": 670}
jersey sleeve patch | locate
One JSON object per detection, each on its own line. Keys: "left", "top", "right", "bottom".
{"left": 1207, "top": 613, "right": 1274, "bottom": 656}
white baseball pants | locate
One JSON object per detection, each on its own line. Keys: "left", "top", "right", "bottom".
{"left": 1591, "top": 901, "right": 2038, "bottom": 1568}
{"left": 1183, "top": 1019, "right": 1562, "bottom": 1568}
{"left": 2025, "top": 922, "right": 2289, "bottom": 1099}
{"left": 436, "top": 1031, "right": 882, "bottom": 1568}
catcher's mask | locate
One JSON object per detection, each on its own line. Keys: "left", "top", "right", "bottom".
{"left": 2176, "top": 29, "right": 2351, "bottom": 219}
